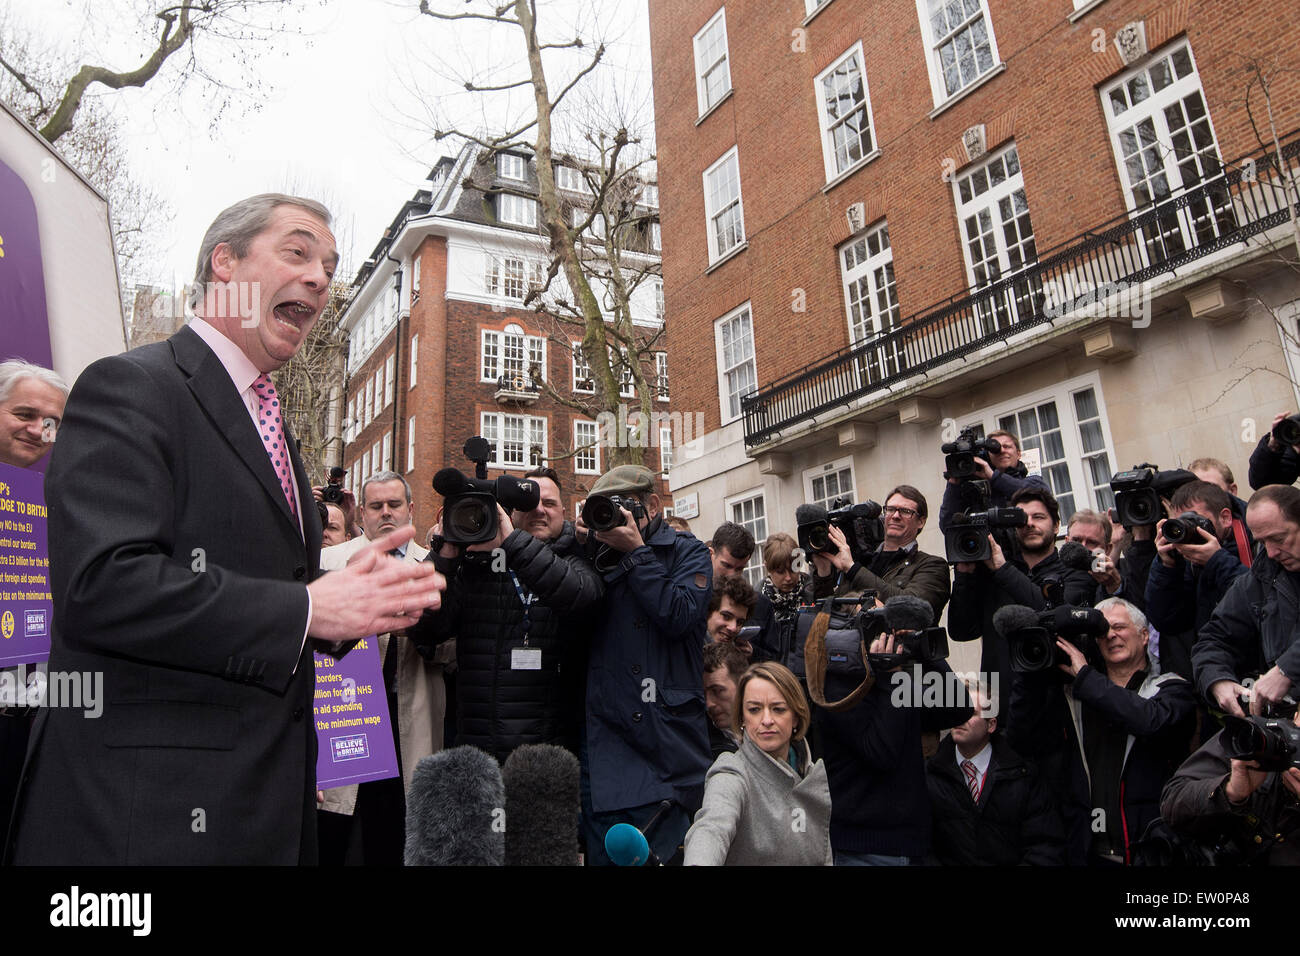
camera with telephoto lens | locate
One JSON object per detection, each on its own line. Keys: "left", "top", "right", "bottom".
{"left": 1222, "top": 714, "right": 1300, "bottom": 772}
{"left": 796, "top": 496, "right": 884, "bottom": 561}
{"left": 320, "top": 466, "right": 347, "bottom": 504}
{"left": 944, "top": 507, "right": 1027, "bottom": 564}
{"left": 1109, "top": 463, "right": 1197, "bottom": 528}
{"left": 581, "top": 493, "right": 647, "bottom": 532}
{"left": 942, "top": 426, "right": 1004, "bottom": 480}
{"left": 1273, "top": 414, "right": 1300, "bottom": 448}
{"left": 1163, "top": 510, "right": 1216, "bottom": 545}
{"left": 996, "top": 604, "right": 1109, "bottom": 674}
{"left": 433, "top": 437, "right": 541, "bottom": 545}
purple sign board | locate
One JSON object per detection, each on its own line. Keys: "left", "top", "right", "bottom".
{"left": 0, "top": 462, "right": 52, "bottom": 666}
{"left": 0, "top": 156, "right": 54, "bottom": 369}
{"left": 313, "top": 635, "right": 399, "bottom": 789}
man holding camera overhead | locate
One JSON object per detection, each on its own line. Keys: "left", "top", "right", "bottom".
{"left": 938, "top": 429, "right": 1049, "bottom": 533}
{"left": 1248, "top": 411, "right": 1300, "bottom": 490}
{"left": 575, "top": 464, "right": 713, "bottom": 865}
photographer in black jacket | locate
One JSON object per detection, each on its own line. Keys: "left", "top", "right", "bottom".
{"left": 1248, "top": 412, "right": 1300, "bottom": 490}
{"left": 410, "top": 467, "right": 603, "bottom": 762}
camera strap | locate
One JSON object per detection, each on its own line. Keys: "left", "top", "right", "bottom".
{"left": 508, "top": 571, "right": 536, "bottom": 645}
{"left": 1232, "top": 518, "right": 1253, "bottom": 570}
{"left": 804, "top": 605, "right": 874, "bottom": 712}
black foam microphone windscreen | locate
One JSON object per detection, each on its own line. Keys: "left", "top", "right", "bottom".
{"left": 795, "top": 504, "right": 828, "bottom": 527}
{"left": 992, "top": 604, "right": 1040, "bottom": 638}
{"left": 1057, "top": 540, "right": 1096, "bottom": 572}
{"left": 432, "top": 467, "right": 468, "bottom": 497}
{"left": 405, "top": 746, "right": 504, "bottom": 866}
{"left": 882, "top": 594, "right": 934, "bottom": 631}
{"left": 502, "top": 744, "right": 581, "bottom": 866}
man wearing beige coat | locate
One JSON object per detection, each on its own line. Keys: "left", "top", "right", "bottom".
{"left": 318, "top": 471, "right": 451, "bottom": 865}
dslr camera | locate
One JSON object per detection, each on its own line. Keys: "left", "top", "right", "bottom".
{"left": 944, "top": 507, "right": 1027, "bottom": 564}
{"left": 320, "top": 466, "right": 348, "bottom": 504}
{"left": 1222, "top": 713, "right": 1300, "bottom": 772}
{"left": 796, "top": 496, "right": 885, "bottom": 563}
{"left": 1273, "top": 413, "right": 1300, "bottom": 448}
{"left": 856, "top": 605, "right": 950, "bottom": 671}
{"left": 581, "top": 493, "right": 647, "bottom": 532}
{"left": 432, "top": 437, "right": 541, "bottom": 545}
{"left": 1109, "top": 463, "right": 1196, "bottom": 528}
{"left": 1163, "top": 510, "right": 1216, "bottom": 545}
{"left": 942, "top": 426, "right": 1003, "bottom": 480}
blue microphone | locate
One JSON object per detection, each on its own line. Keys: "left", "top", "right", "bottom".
{"left": 604, "top": 823, "right": 658, "bottom": 866}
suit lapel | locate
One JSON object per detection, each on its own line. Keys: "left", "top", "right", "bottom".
{"left": 171, "top": 325, "right": 301, "bottom": 536}
{"left": 285, "top": 419, "right": 320, "bottom": 556}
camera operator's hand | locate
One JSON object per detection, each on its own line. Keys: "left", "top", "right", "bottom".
{"left": 1224, "top": 758, "right": 1270, "bottom": 806}
{"left": 1250, "top": 665, "right": 1293, "bottom": 717}
{"left": 868, "top": 633, "right": 903, "bottom": 674}
{"left": 1154, "top": 519, "right": 1178, "bottom": 568}
{"left": 971, "top": 457, "right": 995, "bottom": 481}
{"left": 1267, "top": 411, "right": 1297, "bottom": 453}
{"left": 983, "top": 534, "right": 1006, "bottom": 572}
{"left": 573, "top": 513, "right": 589, "bottom": 544}
{"left": 1056, "top": 638, "right": 1087, "bottom": 678}
{"left": 466, "top": 504, "right": 512, "bottom": 553}
{"left": 810, "top": 550, "right": 835, "bottom": 579}
{"left": 1088, "top": 550, "right": 1123, "bottom": 594}
{"left": 1174, "top": 525, "right": 1221, "bottom": 567}
{"left": 1209, "top": 679, "right": 1249, "bottom": 718}
{"left": 312, "top": 485, "right": 325, "bottom": 503}
{"left": 826, "top": 525, "right": 854, "bottom": 573}
{"left": 593, "top": 508, "right": 644, "bottom": 553}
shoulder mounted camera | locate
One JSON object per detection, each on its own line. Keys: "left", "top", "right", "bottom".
{"left": 433, "top": 437, "right": 540, "bottom": 545}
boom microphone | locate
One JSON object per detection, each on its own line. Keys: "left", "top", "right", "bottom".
{"left": 881, "top": 594, "right": 933, "bottom": 632}
{"left": 992, "top": 604, "right": 1040, "bottom": 639}
{"left": 432, "top": 467, "right": 470, "bottom": 497}
{"left": 405, "top": 746, "right": 504, "bottom": 866}
{"left": 502, "top": 744, "right": 581, "bottom": 866}
{"left": 1057, "top": 540, "right": 1096, "bottom": 573}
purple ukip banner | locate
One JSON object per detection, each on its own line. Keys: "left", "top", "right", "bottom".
{"left": 0, "top": 462, "right": 52, "bottom": 666}
{"left": 313, "top": 636, "right": 400, "bottom": 789}
{"left": 0, "top": 157, "right": 55, "bottom": 370}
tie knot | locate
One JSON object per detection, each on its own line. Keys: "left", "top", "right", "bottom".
{"left": 252, "top": 374, "right": 276, "bottom": 397}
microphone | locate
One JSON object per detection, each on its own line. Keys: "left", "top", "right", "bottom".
{"left": 432, "top": 467, "right": 469, "bottom": 497}
{"left": 604, "top": 800, "right": 675, "bottom": 866}
{"left": 405, "top": 746, "right": 504, "bottom": 866}
{"left": 502, "top": 744, "right": 580, "bottom": 866}
{"left": 1057, "top": 540, "right": 1096, "bottom": 572}
{"left": 992, "top": 604, "right": 1040, "bottom": 638}
{"left": 794, "top": 504, "right": 828, "bottom": 527}
{"left": 881, "top": 594, "right": 933, "bottom": 631}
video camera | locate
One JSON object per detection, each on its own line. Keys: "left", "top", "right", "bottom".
{"left": 944, "top": 507, "right": 1027, "bottom": 564}
{"left": 795, "top": 496, "right": 884, "bottom": 565}
{"left": 942, "top": 426, "right": 1003, "bottom": 480}
{"left": 320, "top": 466, "right": 347, "bottom": 504}
{"left": 992, "top": 603, "right": 1109, "bottom": 674}
{"left": 432, "top": 437, "right": 541, "bottom": 545}
{"left": 1109, "top": 463, "right": 1196, "bottom": 528}
{"left": 1222, "top": 713, "right": 1300, "bottom": 772}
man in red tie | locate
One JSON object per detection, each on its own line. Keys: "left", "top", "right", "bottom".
{"left": 6, "top": 194, "right": 445, "bottom": 865}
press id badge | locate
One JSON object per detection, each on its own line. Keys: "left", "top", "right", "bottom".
{"left": 511, "top": 646, "right": 542, "bottom": 670}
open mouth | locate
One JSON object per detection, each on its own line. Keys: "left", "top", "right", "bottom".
{"left": 273, "top": 300, "right": 315, "bottom": 331}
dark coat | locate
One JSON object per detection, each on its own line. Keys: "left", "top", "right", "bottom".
{"left": 1248, "top": 434, "right": 1300, "bottom": 491}
{"left": 926, "top": 734, "right": 1065, "bottom": 865}
{"left": 409, "top": 521, "right": 602, "bottom": 762}
{"left": 938, "top": 465, "right": 1050, "bottom": 532}
{"left": 843, "top": 545, "right": 951, "bottom": 623}
{"left": 584, "top": 519, "right": 713, "bottom": 814}
{"left": 8, "top": 326, "right": 326, "bottom": 865}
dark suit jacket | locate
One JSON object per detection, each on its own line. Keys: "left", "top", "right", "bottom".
{"left": 6, "top": 325, "right": 327, "bottom": 864}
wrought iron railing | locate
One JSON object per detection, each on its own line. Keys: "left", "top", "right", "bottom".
{"left": 742, "top": 129, "right": 1300, "bottom": 448}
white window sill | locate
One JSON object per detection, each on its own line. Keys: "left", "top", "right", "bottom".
{"left": 928, "top": 63, "right": 1007, "bottom": 119}
{"left": 706, "top": 240, "right": 749, "bottom": 274}
{"left": 1068, "top": 0, "right": 1108, "bottom": 22}
{"left": 801, "top": 0, "right": 836, "bottom": 27}
{"left": 695, "top": 88, "right": 735, "bottom": 127}
{"left": 822, "top": 148, "right": 882, "bottom": 194}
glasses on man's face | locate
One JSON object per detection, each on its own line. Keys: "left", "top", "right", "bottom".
{"left": 883, "top": 505, "right": 918, "bottom": 518}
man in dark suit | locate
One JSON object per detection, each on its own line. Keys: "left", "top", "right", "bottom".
{"left": 6, "top": 194, "right": 444, "bottom": 865}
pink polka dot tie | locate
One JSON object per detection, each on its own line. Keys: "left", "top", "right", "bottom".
{"left": 252, "top": 374, "right": 298, "bottom": 521}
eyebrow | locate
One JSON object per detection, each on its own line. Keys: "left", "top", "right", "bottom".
{"left": 286, "top": 229, "right": 340, "bottom": 269}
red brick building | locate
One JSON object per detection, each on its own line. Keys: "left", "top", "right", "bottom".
{"left": 338, "top": 143, "right": 667, "bottom": 535}
{"left": 649, "top": 0, "right": 1300, "bottom": 585}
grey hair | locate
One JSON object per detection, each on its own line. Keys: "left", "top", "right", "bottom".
{"left": 189, "top": 193, "right": 333, "bottom": 310}
{"left": 1095, "top": 596, "right": 1148, "bottom": 633}
{"left": 361, "top": 470, "right": 412, "bottom": 506}
{"left": 0, "top": 359, "right": 70, "bottom": 403}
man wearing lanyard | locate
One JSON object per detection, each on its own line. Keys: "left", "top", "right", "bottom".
{"left": 410, "top": 466, "right": 603, "bottom": 764}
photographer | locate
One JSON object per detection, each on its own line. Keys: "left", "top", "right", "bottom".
{"left": 1248, "top": 412, "right": 1300, "bottom": 490}
{"left": 938, "top": 429, "right": 1048, "bottom": 533}
{"left": 1009, "top": 598, "right": 1196, "bottom": 865}
{"left": 1160, "top": 709, "right": 1300, "bottom": 864}
{"left": 1193, "top": 484, "right": 1300, "bottom": 718}
{"left": 1190, "top": 456, "right": 1247, "bottom": 520}
{"left": 1145, "top": 481, "right": 1252, "bottom": 680}
{"left": 409, "top": 466, "right": 603, "bottom": 763}
{"left": 948, "top": 487, "right": 1095, "bottom": 704}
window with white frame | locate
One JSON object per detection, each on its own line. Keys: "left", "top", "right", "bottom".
{"left": 482, "top": 325, "right": 545, "bottom": 384}
{"left": 641, "top": 183, "right": 659, "bottom": 208}
{"left": 715, "top": 303, "right": 756, "bottom": 424}
{"left": 374, "top": 367, "right": 385, "bottom": 413}
{"left": 571, "top": 207, "right": 606, "bottom": 239}
{"left": 840, "top": 220, "right": 904, "bottom": 384}
{"left": 406, "top": 417, "right": 416, "bottom": 473}
{"left": 952, "top": 142, "right": 1039, "bottom": 334}
{"left": 704, "top": 148, "right": 745, "bottom": 262}
{"left": 382, "top": 431, "right": 392, "bottom": 472}
{"left": 498, "top": 153, "right": 528, "bottom": 181}
{"left": 655, "top": 351, "right": 669, "bottom": 400}
{"left": 652, "top": 278, "right": 665, "bottom": 323}
{"left": 555, "top": 163, "right": 587, "bottom": 193}
{"left": 727, "top": 491, "right": 768, "bottom": 587}
{"left": 660, "top": 425, "right": 674, "bottom": 477}
{"left": 496, "top": 193, "right": 538, "bottom": 227}
{"left": 693, "top": 8, "right": 731, "bottom": 116}
{"left": 805, "top": 0, "right": 833, "bottom": 14}
{"left": 613, "top": 347, "right": 635, "bottom": 398}
{"left": 485, "top": 255, "right": 544, "bottom": 301}
{"left": 482, "top": 412, "right": 547, "bottom": 469}
{"left": 962, "top": 376, "right": 1117, "bottom": 525}
{"left": 815, "top": 44, "right": 878, "bottom": 180}
{"left": 1102, "top": 42, "right": 1233, "bottom": 259}
{"left": 572, "top": 342, "right": 594, "bottom": 393}
{"left": 411, "top": 256, "right": 421, "bottom": 305}
{"left": 409, "top": 333, "right": 418, "bottom": 388}
{"left": 650, "top": 221, "right": 661, "bottom": 252}
{"left": 917, "top": 0, "right": 1000, "bottom": 106}
{"left": 384, "top": 354, "right": 395, "bottom": 406}
{"left": 371, "top": 440, "right": 381, "bottom": 478}
{"left": 351, "top": 461, "right": 360, "bottom": 496}
{"left": 804, "top": 457, "right": 856, "bottom": 510}
{"left": 364, "top": 377, "right": 374, "bottom": 426}
{"left": 574, "top": 420, "right": 600, "bottom": 474}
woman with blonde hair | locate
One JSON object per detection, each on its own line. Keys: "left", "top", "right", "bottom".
{"left": 684, "top": 661, "right": 832, "bottom": 865}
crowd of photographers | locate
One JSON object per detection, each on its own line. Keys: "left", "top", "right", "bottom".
{"left": 307, "top": 412, "right": 1300, "bottom": 866}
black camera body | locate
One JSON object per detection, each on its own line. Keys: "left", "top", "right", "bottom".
{"left": 1000, "top": 604, "right": 1108, "bottom": 674}
{"left": 1164, "top": 510, "right": 1216, "bottom": 545}
{"left": 581, "top": 493, "right": 647, "bottom": 533}
{"left": 797, "top": 496, "right": 884, "bottom": 562}
{"left": 944, "top": 507, "right": 1027, "bottom": 563}
{"left": 1222, "top": 715, "right": 1300, "bottom": 772}
{"left": 320, "top": 465, "right": 347, "bottom": 504}
{"left": 1273, "top": 414, "right": 1300, "bottom": 448}
{"left": 942, "top": 427, "right": 1004, "bottom": 481}
{"left": 433, "top": 437, "right": 541, "bottom": 544}
{"left": 1110, "top": 463, "right": 1197, "bottom": 528}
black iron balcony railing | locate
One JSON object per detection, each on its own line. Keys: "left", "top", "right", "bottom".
{"left": 742, "top": 129, "right": 1300, "bottom": 448}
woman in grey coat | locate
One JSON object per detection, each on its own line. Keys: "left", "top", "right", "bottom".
{"left": 684, "top": 662, "right": 833, "bottom": 865}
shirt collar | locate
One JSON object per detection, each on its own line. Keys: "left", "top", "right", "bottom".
{"left": 190, "top": 317, "right": 262, "bottom": 395}
{"left": 956, "top": 740, "right": 993, "bottom": 777}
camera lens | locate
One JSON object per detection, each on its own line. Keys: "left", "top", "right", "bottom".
{"left": 957, "top": 530, "right": 983, "bottom": 560}
{"left": 1164, "top": 518, "right": 1188, "bottom": 543}
{"left": 448, "top": 499, "right": 492, "bottom": 540}
{"left": 582, "top": 495, "right": 623, "bottom": 532}
{"left": 807, "top": 526, "right": 830, "bottom": 552}
{"left": 1275, "top": 416, "right": 1300, "bottom": 447}
{"left": 1127, "top": 495, "right": 1155, "bottom": 524}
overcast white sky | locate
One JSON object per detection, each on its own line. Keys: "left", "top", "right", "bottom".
{"left": 6, "top": 0, "right": 652, "bottom": 288}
